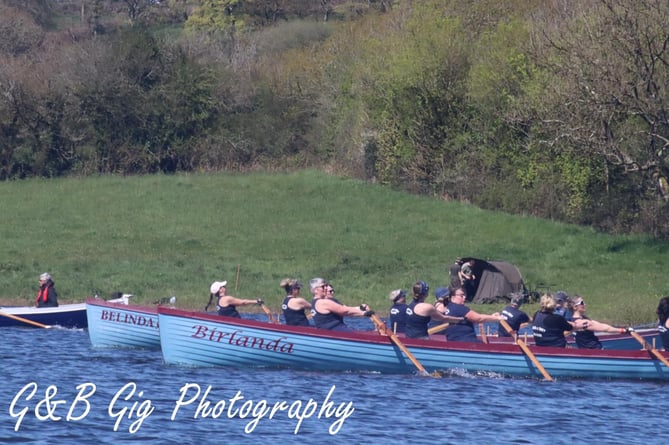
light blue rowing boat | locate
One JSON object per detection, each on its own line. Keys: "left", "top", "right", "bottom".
{"left": 86, "top": 296, "right": 161, "bottom": 349}
{"left": 158, "top": 307, "right": 669, "bottom": 381}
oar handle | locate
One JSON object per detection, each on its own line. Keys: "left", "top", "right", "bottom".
{"left": 479, "top": 322, "right": 488, "bottom": 343}
{"left": 427, "top": 322, "right": 449, "bottom": 335}
{"left": 630, "top": 330, "right": 669, "bottom": 368}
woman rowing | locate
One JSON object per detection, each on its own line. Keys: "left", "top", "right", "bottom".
{"left": 404, "top": 281, "right": 463, "bottom": 340}
{"left": 656, "top": 296, "right": 669, "bottom": 350}
{"left": 532, "top": 293, "right": 588, "bottom": 347}
{"left": 210, "top": 281, "right": 263, "bottom": 318}
{"left": 280, "top": 278, "right": 311, "bottom": 326}
{"left": 570, "top": 295, "right": 632, "bottom": 349}
{"left": 444, "top": 286, "right": 503, "bottom": 342}
{"left": 309, "top": 277, "right": 371, "bottom": 331}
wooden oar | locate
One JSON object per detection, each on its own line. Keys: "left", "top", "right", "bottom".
{"left": 479, "top": 322, "right": 488, "bottom": 344}
{"left": 259, "top": 302, "right": 278, "bottom": 324}
{"left": 0, "top": 310, "right": 52, "bottom": 329}
{"left": 629, "top": 330, "right": 669, "bottom": 368}
{"left": 367, "top": 311, "right": 435, "bottom": 377}
{"left": 428, "top": 322, "right": 449, "bottom": 335}
{"left": 499, "top": 319, "right": 553, "bottom": 381}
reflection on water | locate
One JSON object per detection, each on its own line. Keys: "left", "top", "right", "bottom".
{"left": 0, "top": 320, "right": 666, "bottom": 444}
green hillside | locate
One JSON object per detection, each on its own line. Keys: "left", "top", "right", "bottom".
{"left": 1, "top": 171, "right": 665, "bottom": 325}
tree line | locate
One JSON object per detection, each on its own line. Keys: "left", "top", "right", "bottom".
{"left": 2, "top": 0, "right": 669, "bottom": 239}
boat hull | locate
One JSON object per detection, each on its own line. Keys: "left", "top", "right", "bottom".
{"left": 158, "top": 307, "right": 669, "bottom": 381}
{"left": 86, "top": 297, "right": 160, "bottom": 349}
{"left": 0, "top": 303, "right": 87, "bottom": 328}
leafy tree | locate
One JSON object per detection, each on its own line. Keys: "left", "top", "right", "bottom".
{"left": 532, "top": 0, "right": 669, "bottom": 235}
{"left": 0, "top": 3, "right": 44, "bottom": 56}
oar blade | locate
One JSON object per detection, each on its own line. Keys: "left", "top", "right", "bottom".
{"left": 368, "top": 311, "right": 438, "bottom": 378}
{"left": 500, "top": 319, "right": 553, "bottom": 382}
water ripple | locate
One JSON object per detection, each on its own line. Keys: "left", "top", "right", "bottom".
{"left": 0, "top": 326, "right": 666, "bottom": 444}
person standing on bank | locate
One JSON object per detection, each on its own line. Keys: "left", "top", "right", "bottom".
{"left": 404, "top": 281, "right": 463, "bottom": 340}
{"left": 280, "top": 279, "right": 311, "bottom": 326}
{"left": 532, "top": 293, "right": 588, "bottom": 347}
{"left": 498, "top": 292, "right": 530, "bottom": 337}
{"left": 444, "top": 286, "right": 503, "bottom": 342}
{"left": 36, "top": 272, "right": 58, "bottom": 307}
{"left": 211, "top": 281, "right": 263, "bottom": 318}
{"left": 570, "top": 295, "right": 632, "bottom": 349}
{"left": 448, "top": 258, "right": 463, "bottom": 293}
{"left": 458, "top": 260, "right": 476, "bottom": 302}
{"left": 656, "top": 296, "right": 669, "bottom": 350}
{"left": 388, "top": 289, "right": 409, "bottom": 333}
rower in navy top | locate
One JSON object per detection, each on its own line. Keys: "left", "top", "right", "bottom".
{"left": 532, "top": 293, "right": 588, "bottom": 347}
{"left": 498, "top": 292, "right": 530, "bottom": 337}
{"left": 211, "top": 280, "right": 262, "bottom": 318}
{"left": 404, "top": 281, "right": 463, "bottom": 339}
{"left": 570, "top": 295, "right": 632, "bottom": 349}
{"left": 433, "top": 287, "right": 450, "bottom": 314}
{"left": 444, "top": 286, "right": 503, "bottom": 342}
{"left": 657, "top": 296, "right": 669, "bottom": 350}
{"left": 388, "top": 289, "right": 408, "bottom": 333}
{"left": 309, "top": 278, "right": 372, "bottom": 331}
{"left": 280, "top": 278, "right": 311, "bottom": 326}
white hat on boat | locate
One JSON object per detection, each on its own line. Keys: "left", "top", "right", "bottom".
{"left": 39, "top": 272, "right": 51, "bottom": 281}
{"left": 210, "top": 281, "right": 227, "bottom": 294}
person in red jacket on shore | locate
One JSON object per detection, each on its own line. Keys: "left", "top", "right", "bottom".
{"left": 36, "top": 272, "right": 59, "bottom": 307}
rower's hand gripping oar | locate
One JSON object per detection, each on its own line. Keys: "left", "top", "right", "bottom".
{"left": 499, "top": 319, "right": 553, "bottom": 382}
{"left": 0, "top": 310, "right": 53, "bottom": 329}
{"left": 628, "top": 328, "right": 669, "bottom": 368}
{"left": 365, "top": 305, "right": 437, "bottom": 378}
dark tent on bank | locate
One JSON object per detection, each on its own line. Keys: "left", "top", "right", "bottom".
{"left": 459, "top": 257, "right": 526, "bottom": 304}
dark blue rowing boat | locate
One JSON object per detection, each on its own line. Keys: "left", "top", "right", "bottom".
{"left": 0, "top": 302, "right": 87, "bottom": 328}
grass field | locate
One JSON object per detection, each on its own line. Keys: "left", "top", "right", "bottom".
{"left": 1, "top": 171, "right": 666, "bottom": 325}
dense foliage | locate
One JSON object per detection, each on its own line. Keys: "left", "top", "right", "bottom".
{"left": 2, "top": 0, "right": 669, "bottom": 238}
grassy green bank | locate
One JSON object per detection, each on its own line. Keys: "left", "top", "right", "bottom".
{"left": 1, "top": 171, "right": 666, "bottom": 325}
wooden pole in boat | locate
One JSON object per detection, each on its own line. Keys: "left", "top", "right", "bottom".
{"left": 499, "top": 319, "right": 553, "bottom": 382}
{"left": 629, "top": 330, "right": 669, "bottom": 369}
{"left": 427, "top": 322, "right": 449, "bottom": 335}
{"left": 0, "top": 310, "right": 52, "bottom": 329}
{"left": 479, "top": 323, "right": 488, "bottom": 343}
{"left": 235, "top": 264, "right": 241, "bottom": 291}
{"left": 367, "top": 311, "right": 434, "bottom": 377}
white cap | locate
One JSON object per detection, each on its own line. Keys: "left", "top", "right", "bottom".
{"left": 40, "top": 272, "right": 51, "bottom": 281}
{"left": 209, "top": 281, "right": 227, "bottom": 294}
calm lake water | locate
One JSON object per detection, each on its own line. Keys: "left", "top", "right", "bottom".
{"left": 1, "top": 317, "right": 667, "bottom": 445}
